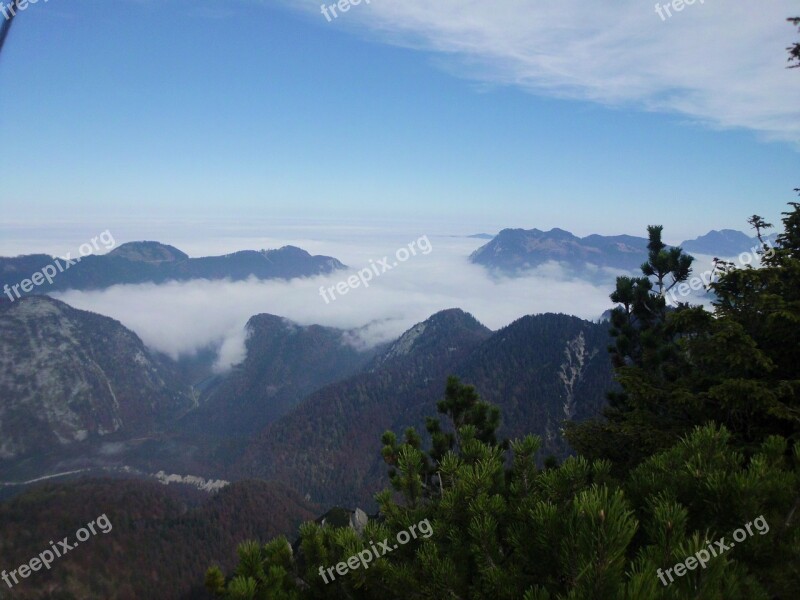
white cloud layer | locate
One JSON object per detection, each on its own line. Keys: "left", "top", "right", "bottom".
{"left": 53, "top": 236, "right": 615, "bottom": 371}
{"left": 289, "top": 0, "right": 800, "bottom": 142}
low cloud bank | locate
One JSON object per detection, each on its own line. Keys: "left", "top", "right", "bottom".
{"left": 53, "top": 237, "right": 616, "bottom": 371}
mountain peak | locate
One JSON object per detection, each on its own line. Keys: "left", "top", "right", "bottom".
{"left": 109, "top": 241, "right": 189, "bottom": 263}
{"left": 679, "top": 229, "right": 773, "bottom": 256}
{"left": 273, "top": 245, "right": 311, "bottom": 257}
{"left": 376, "top": 309, "right": 491, "bottom": 365}
{"left": 1, "top": 295, "right": 69, "bottom": 320}
{"left": 245, "top": 313, "right": 296, "bottom": 332}
{"left": 424, "top": 308, "right": 485, "bottom": 329}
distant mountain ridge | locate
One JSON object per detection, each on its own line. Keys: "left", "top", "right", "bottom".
{"left": 0, "top": 241, "right": 346, "bottom": 298}
{"left": 470, "top": 226, "right": 779, "bottom": 277}
{"left": 679, "top": 229, "right": 778, "bottom": 256}
{"left": 470, "top": 228, "right": 650, "bottom": 275}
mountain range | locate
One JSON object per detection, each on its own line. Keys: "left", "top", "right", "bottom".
{"left": 679, "top": 228, "right": 777, "bottom": 256}
{"left": 469, "top": 227, "right": 776, "bottom": 277}
{"left": 0, "top": 241, "right": 345, "bottom": 299}
{"left": 470, "top": 228, "right": 648, "bottom": 275}
{"left": 0, "top": 296, "right": 613, "bottom": 494}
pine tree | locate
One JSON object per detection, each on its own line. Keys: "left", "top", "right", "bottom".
{"left": 567, "top": 226, "right": 695, "bottom": 471}
{"left": 205, "top": 537, "right": 300, "bottom": 599}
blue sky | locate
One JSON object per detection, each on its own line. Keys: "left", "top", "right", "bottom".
{"left": 0, "top": 0, "right": 798, "bottom": 240}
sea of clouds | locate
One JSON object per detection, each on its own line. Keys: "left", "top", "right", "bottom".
{"left": 39, "top": 225, "right": 617, "bottom": 372}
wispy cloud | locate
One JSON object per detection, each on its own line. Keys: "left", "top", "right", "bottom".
{"left": 286, "top": 0, "right": 800, "bottom": 143}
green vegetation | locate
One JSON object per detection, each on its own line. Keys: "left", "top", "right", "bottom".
{"left": 207, "top": 204, "right": 800, "bottom": 599}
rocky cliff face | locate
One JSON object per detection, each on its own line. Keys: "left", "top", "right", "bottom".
{"left": 558, "top": 331, "right": 599, "bottom": 420}
{"left": 0, "top": 297, "right": 194, "bottom": 461}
